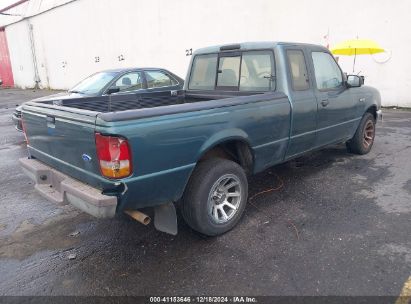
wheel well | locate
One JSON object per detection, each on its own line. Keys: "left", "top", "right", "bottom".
{"left": 198, "top": 140, "right": 254, "bottom": 174}
{"left": 366, "top": 105, "right": 377, "bottom": 120}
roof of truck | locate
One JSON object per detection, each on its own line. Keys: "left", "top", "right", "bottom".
{"left": 194, "top": 41, "right": 329, "bottom": 54}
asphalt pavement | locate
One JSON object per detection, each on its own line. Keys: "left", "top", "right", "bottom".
{"left": 0, "top": 88, "right": 410, "bottom": 297}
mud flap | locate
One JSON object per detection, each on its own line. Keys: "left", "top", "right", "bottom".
{"left": 154, "top": 202, "right": 178, "bottom": 235}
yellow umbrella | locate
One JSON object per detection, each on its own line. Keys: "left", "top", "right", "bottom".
{"left": 331, "top": 39, "right": 385, "bottom": 73}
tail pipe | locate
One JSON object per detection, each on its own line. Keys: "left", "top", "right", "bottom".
{"left": 124, "top": 210, "right": 151, "bottom": 225}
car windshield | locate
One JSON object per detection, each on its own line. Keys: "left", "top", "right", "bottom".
{"left": 69, "top": 72, "right": 117, "bottom": 95}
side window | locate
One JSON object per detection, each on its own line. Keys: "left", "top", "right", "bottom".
{"left": 188, "top": 54, "right": 218, "bottom": 90}
{"left": 287, "top": 50, "right": 309, "bottom": 91}
{"left": 240, "top": 51, "right": 274, "bottom": 91}
{"left": 216, "top": 56, "right": 241, "bottom": 88}
{"left": 145, "top": 71, "right": 178, "bottom": 88}
{"left": 113, "top": 72, "right": 144, "bottom": 92}
{"left": 311, "top": 52, "right": 343, "bottom": 90}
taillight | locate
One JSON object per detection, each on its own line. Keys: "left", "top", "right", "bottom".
{"left": 95, "top": 133, "right": 132, "bottom": 179}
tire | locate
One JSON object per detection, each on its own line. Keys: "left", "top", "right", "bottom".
{"left": 181, "top": 158, "right": 248, "bottom": 236}
{"left": 346, "top": 112, "right": 376, "bottom": 155}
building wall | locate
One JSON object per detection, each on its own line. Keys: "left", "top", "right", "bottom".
{"left": 5, "top": 20, "right": 35, "bottom": 88}
{"left": 4, "top": 0, "right": 411, "bottom": 107}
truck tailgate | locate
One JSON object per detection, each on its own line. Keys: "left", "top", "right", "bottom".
{"left": 22, "top": 103, "right": 104, "bottom": 188}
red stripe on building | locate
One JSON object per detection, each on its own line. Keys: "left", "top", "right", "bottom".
{"left": 0, "top": 28, "right": 14, "bottom": 87}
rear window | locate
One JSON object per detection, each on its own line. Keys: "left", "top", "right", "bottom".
{"left": 216, "top": 56, "right": 241, "bottom": 88}
{"left": 188, "top": 51, "right": 275, "bottom": 92}
{"left": 146, "top": 70, "right": 178, "bottom": 88}
{"left": 188, "top": 54, "right": 218, "bottom": 90}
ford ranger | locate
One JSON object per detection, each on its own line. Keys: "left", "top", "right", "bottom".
{"left": 20, "top": 42, "right": 382, "bottom": 236}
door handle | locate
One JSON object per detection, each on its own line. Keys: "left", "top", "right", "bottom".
{"left": 321, "top": 99, "right": 329, "bottom": 107}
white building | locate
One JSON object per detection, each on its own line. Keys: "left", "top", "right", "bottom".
{"left": 1, "top": 0, "right": 410, "bottom": 107}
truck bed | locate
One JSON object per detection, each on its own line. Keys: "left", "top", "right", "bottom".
{"left": 31, "top": 92, "right": 267, "bottom": 113}
{"left": 38, "top": 95, "right": 183, "bottom": 112}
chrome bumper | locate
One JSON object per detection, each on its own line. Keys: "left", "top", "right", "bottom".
{"left": 12, "top": 114, "right": 23, "bottom": 132}
{"left": 20, "top": 158, "right": 117, "bottom": 218}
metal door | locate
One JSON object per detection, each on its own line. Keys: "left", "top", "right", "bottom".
{"left": 308, "top": 49, "right": 358, "bottom": 146}
{"left": 283, "top": 47, "right": 318, "bottom": 159}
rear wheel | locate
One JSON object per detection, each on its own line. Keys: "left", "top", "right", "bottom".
{"left": 181, "top": 158, "right": 248, "bottom": 236}
{"left": 346, "top": 112, "right": 376, "bottom": 155}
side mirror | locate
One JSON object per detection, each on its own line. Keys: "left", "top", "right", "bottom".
{"left": 360, "top": 75, "right": 365, "bottom": 84}
{"left": 347, "top": 75, "right": 364, "bottom": 88}
{"left": 0, "top": 79, "right": 3, "bottom": 86}
{"left": 106, "top": 87, "right": 120, "bottom": 95}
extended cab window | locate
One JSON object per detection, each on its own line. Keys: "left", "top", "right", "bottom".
{"left": 287, "top": 50, "right": 309, "bottom": 91}
{"left": 240, "top": 51, "right": 274, "bottom": 92}
{"left": 312, "top": 52, "right": 343, "bottom": 90}
{"left": 188, "top": 54, "right": 218, "bottom": 90}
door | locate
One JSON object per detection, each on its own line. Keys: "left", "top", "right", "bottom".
{"left": 284, "top": 48, "right": 318, "bottom": 158}
{"left": 309, "top": 50, "right": 358, "bottom": 147}
{"left": 0, "top": 29, "right": 14, "bottom": 87}
{"left": 140, "top": 70, "right": 183, "bottom": 107}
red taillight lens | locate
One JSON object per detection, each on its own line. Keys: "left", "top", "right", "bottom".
{"left": 95, "top": 133, "right": 132, "bottom": 179}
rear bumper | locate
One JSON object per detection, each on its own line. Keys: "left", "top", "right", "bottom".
{"left": 12, "top": 113, "right": 23, "bottom": 132}
{"left": 19, "top": 158, "right": 117, "bottom": 218}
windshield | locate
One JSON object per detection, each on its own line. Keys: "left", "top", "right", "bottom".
{"left": 70, "top": 72, "right": 117, "bottom": 95}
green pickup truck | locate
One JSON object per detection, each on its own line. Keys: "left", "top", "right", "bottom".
{"left": 20, "top": 42, "right": 382, "bottom": 236}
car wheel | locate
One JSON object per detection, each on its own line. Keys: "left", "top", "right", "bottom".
{"left": 346, "top": 112, "right": 376, "bottom": 155}
{"left": 181, "top": 158, "right": 248, "bottom": 236}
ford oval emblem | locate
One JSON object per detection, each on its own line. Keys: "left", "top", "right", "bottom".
{"left": 82, "top": 154, "right": 92, "bottom": 162}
